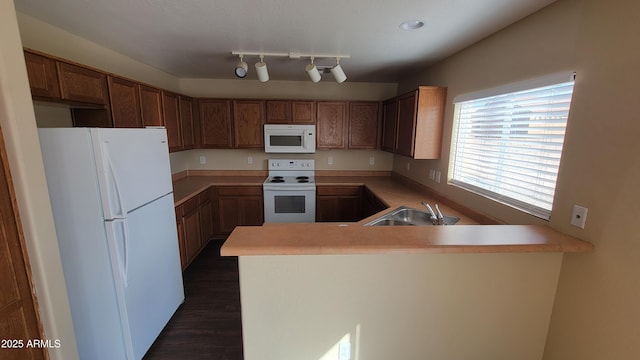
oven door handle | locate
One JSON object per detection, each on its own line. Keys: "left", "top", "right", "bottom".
{"left": 263, "top": 185, "right": 316, "bottom": 191}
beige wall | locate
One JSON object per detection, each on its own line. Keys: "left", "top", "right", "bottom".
{"left": 33, "top": 102, "right": 73, "bottom": 128}
{"left": 170, "top": 148, "right": 393, "bottom": 173}
{"left": 0, "top": 1, "right": 78, "bottom": 359}
{"left": 397, "top": 0, "right": 640, "bottom": 358}
{"left": 17, "top": 13, "right": 180, "bottom": 93}
{"left": 240, "top": 253, "right": 563, "bottom": 360}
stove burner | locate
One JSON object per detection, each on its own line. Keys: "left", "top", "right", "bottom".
{"left": 297, "top": 179, "right": 309, "bottom": 183}
{"left": 296, "top": 176, "right": 309, "bottom": 180}
{"left": 270, "top": 179, "right": 285, "bottom": 183}
{"left": 272, "top": 176, "right": 284, "bottom": 180}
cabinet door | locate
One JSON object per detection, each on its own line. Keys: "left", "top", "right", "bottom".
{"left": 381, "top": 99, "right": 398, "bottom": 152}
{"left": 182, "top": 206, "right": 202, "bottom": 266}
{"left": 413, "top": 87, "right": 447, "bottom": 159}
{"left": 233, "top": 100, "right": 265, "bottom": 148}
{"left": 162, "top": 91, "right": 182, "bottom": 152}
{"left": 108, "top": 76, "right": 142, "bottom": 128}
{"left": 396, "top": 91, "right": 418, "bottom": 157}
{"left": 199, "top": 192, "right": 214, "bottom": 245}
{"left": 199, "top": 99, "right": 233, "bottom": 148}
{"left": 292, "top": 101, "right": 316, "bottom": 124}
{"left": 57, "top": 62, "right": 108, "bottom": 105}
{"left": 139, "top": 85, "right": 164, "bottom": 127}
{"left": 179, "top": 96, "right": 196, "bottom": 150}
{"left": 175, "top": 206, "right": 187, "bottom": 270}
{"left": 316, "top": 186, "right": 362, "bottom": 222}
{"left": 24, "top": 51, "right": 60, "bottom": 99}
{"left": 215, "top": 186, "right": 264, "bottom": 235}
{"left": 348, "top": 101, "right": 379, "bottom": 149}
{"left": 317, "top": 102, "right": 347, "bottom": 149}
{"left": 265, "top": 100, "right": 291, "bottom": 124}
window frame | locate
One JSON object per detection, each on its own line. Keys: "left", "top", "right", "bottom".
{"left": 448, "top": 72, "right": 575, "bottom": 220}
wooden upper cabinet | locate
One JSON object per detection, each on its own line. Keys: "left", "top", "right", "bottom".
{"left": 199, "top": 99, "right": 233, "bottom": 148}
{"left": 348, "top": 101, "right": 379, "bottom": 149}
{"left": 396, "top": 91, "right": 418, "bottom": 157}
{"left": 24, "top": 51, "right": 60, "bottom": 99}
{"left": 233, "top": 100, "right": 265, "bottom": 148}
{"left": 265, "top": 100, "right": 316, "bottom": 124}
{"left": 107, "top": 76, "right": 142, "bottom": 128}
{"left": 265, "top": 100, "right": 291, "bottom": 124}
{"left": 57, "top": 62, "right": 109, "bottom": 105}
{"left": 179, "top": 96, "right": 196, "bottom": 150}
{"left": 292, "top": 101, "right": 316, "bottom": 124}
{"left": 139, "top": 85, "right": 164, "bottom": 127}
{"left": 383, "top": 86, "right": 447, "bottom": 159}
{"left": 381, "top": 99, "right": 398, "bottom": 152}
{"left": 163, "top": 91, "right": 182, "bottom": 152}
{"left": 316, "top": 101, "right": 348, "bottom": 149}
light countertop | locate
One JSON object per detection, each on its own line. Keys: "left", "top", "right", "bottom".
{"left": 171, "top": 172, "right": 594, "bottom": 256}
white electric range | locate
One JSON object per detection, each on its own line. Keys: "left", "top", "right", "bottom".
{"left": 263, "top": 159, "right": 316, "bottom": 223}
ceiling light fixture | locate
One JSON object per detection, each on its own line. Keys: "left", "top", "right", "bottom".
{"left": 231, "top": 51, "right": 350, "bottom": 82}
{"left": 235, "top": 54, "right": 248, "bottom": 78}
{"left": 255, "top": 55, "right": 269, "bottom": 82}
{"left": 330, "top": 57, "right": 347, "bottom": 83}
{"left": 305, "top": 57, "right": 322, "bottom": 83}
{"left": 399, "top": 20, "right": 424, "bottom": 31}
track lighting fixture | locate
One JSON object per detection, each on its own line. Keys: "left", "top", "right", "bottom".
{"left": 235, "top": 54, "right": 248, "bottom": 78}
{"left": 231, "top": 51, "right": 350, "bottom": 82}
{"left": 305, "top": 57, "right": 321, "bottom": 83}
{"left": 255, "top": 55, "right": 269, "bottom": 82}
{"left": 330, "top": 58, "right": 347, "bottom": 83}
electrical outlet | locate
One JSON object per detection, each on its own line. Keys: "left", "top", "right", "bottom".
{"left": 429, "top": 169, "right": 436, "bottom": 180}
{"left": 338, "top": 342, "right": 351, "bottom": 360}
{"left": 369, "top": 156, "right": 375, "bottom": 166}
{"left": 570, "top": 205, "right": 588, "bottom": 229}
{"left": 328, "top": 156, "right": 334, "bottom": 165}
{"left": 247, "top": 156, "right": 253, "bottom": 165}
{"left": 199, "top": 155, "right": 206, "bottom": 165}
{"left": 435, "top": 171, "right": 442, "bottom": 183}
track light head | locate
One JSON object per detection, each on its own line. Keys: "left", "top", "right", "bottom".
{"left": 255, "top": 55, "right": 269, "bottom": 82}
{"left": 305, "top": 57, "right": 321, "bottom": 83}
{"left": 330, "top": 58, "right": 347, "bottom": 83}
{"left": 235, "top": 55, "right": 248, "bottom": 78}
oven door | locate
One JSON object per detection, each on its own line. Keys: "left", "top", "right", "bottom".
{"left": 263, "top": 185, "right": 316, "bottom": 223}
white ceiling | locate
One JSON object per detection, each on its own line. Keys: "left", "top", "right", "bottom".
{"left": 14, "top": 0, "right": 556, "bottom": 83}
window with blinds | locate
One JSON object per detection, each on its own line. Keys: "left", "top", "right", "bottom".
{"left": 450, "top": 78, "right": 575, "bottom": 219}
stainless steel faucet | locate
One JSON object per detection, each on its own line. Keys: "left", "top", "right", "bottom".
{"left": 421, "top": 201, "right": 444, "bottom": 225}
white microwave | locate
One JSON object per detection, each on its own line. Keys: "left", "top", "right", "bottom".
{"left": 264, "top": 124, "right": 316, "bottom": 153}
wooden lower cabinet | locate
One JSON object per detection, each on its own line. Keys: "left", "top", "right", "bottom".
{"left": 316, "top": 186, "right": 362, "bottom": 222}
{"left": 214, "top": 186, "right": 263, "bottom": 235}
{"left": 317, "top": 185, "right": 388, "bottom": 222}
{"left": 362, "top": 187, "right": 388, "bottom": 219}
{"left": 175, "top": 187, "right": 216, "bottom": 270}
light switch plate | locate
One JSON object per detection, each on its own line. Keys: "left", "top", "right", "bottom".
{"left": 570, "top": 205, "right": 588, "bottom": 229}
{"left": 369, "top": 157, "right": 375, "bottom": 166}
{"left": 435, "top": 171, "right": 442, "bottom": 183}
{"left": 328, "top": 156, "right": 334, "bottom": 165}
{"left": 247, "top": 156, "right": 253, "bottom": 165}
{"left": 429, "top": 169, "right": 436, "bottom": 180}
{"left": 199, "top": 155, "right": 206, "bottom": 165}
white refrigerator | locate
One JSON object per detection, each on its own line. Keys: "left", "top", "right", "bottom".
{"left": 38, "top": 128, "right": 185, "bottom": 360}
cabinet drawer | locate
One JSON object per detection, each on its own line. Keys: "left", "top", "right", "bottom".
{"left": 316, "top": 186, "right": 361, "bottom": 196}
{"left": 217, "top": 186, "right": 262, "bottom": 196}
{"left": 182, "top": 195, "right": 201, "bottom": 214}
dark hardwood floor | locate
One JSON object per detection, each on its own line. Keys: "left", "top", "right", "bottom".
{"left": 144, "top": 239, "right": 243, "bottom": 360}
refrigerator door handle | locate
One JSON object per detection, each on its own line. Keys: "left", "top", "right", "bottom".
{"left": 105, "top": 218, "right": 130, "bottom": 288}
{"left": 104, "top": 143, "right": 127, "bottom": 219}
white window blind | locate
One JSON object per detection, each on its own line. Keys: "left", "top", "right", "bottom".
{"left": 450, "top": 79, "right": 575, "bottom": 219}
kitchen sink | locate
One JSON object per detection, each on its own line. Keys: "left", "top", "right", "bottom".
{"left": 364, "top": 206, "right": 460, "bottom": 226}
